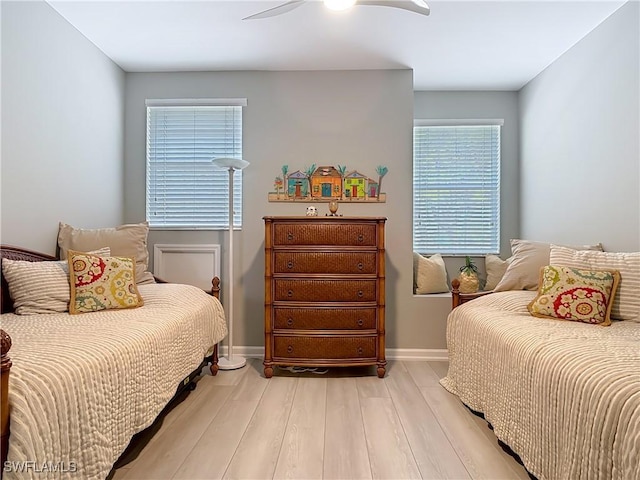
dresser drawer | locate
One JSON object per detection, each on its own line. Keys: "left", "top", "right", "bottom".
{"left": 273, "top": 307, "right": 377, "bottom": 330}
{"left": 273, "top": 252, "right": 377, "bottom": 274}
{"left": 273, "top": 223, "right": 377, "bottom": 246}
{"left": 274, "top": 279, "right": 377, "bottom": 302}
{"left": 273, "top": 335, "right": 377, "bottom": 360}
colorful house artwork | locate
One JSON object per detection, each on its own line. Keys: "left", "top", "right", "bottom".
{"left": 268, "top": 164, "right": 387, "bottom": 203}
{"left": 287, "top": 170, "right": 308, "bottom": 197}
{"left": 310, "top": 166, "right": 342, "bottom": 198}
{"left": 367, "top": 178, "right": 379, "bottom": 198}
{"left": 344, "top": 171, "right": 368, "bottom": 199}
{"left": 273, "top": 176, "right": 284, "bottom": 198}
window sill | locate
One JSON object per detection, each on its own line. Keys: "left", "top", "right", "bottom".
{"left": 412, "top": 292, "right": 452, "bottom": 298}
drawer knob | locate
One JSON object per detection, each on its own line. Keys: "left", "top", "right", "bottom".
{"left": 287, "top": 261, "right": 294, "bottom": 269}
{"left": 357, "top": 319, "right": 364, "bottom": 327}
{"left": 287, "top": 232, "right": 294, "bottom": 241}
{"left": 287, "top": 290, "right": 294, "bottom": 297}
{"left": 357, "top": 234, "right": 364, "bottom": 243}
{"left": 357, "top": 290, "right": 364, "bottom": 298}
{"left": 357, "top": 262, "right": 364, "bottom": 270}
{"left": 287, "top": 318, "right": 294, "bottom": 327}
{"left": 357, "top": 347, "right": 364, "bottom": 356}
{"left": 287, "top": 345, "right": 294, "bottom": 354}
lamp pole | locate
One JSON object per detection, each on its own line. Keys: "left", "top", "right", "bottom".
{"left": 212, "top": 157, "right": 249, "bottom": 370}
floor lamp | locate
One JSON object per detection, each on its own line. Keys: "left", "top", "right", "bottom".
{"left": 212, "top": 157, "right": 249, "bottom": 370}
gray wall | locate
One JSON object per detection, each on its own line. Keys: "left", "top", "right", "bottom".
{"left": 126, "top": 77, "right": 520, "bottom": 351}
{"left": 519, "top": 1, "right": 639, "bottom": 252}
{"left": 1, "top": 1, "right": 125, "bottom": 254}
{"left": 125, "top": 70, "right": 433, "bottom": 350}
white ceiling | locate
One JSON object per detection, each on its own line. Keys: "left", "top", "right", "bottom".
{"left": 47, "top": 0, "right": 626, "bottom": 90}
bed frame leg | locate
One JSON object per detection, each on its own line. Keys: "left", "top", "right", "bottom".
{"left": 209, "top": 344, "right": 219, "bottom": 376}
{"left": 209, "top": 277, "right": 221, "bottom": 376}
{"left": 1, "top": 329, "right": 12, "bottom": 470}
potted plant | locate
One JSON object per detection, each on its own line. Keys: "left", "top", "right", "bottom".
{"left": 458, "top": 256, "right": 479, "bottom": 293}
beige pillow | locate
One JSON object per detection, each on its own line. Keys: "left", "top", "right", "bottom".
{"left": 413, "top": 252, "right": 449, "bottom": 294}
{"left": 484, "top": 255, "right": 512, "bottom": 291}
{"left": 550, "top": 245, "right": 640, "bottom": 322}
{"left": 58, "top": 222, "right": 155, "bottom": 285}
{"left": 2, "top": 247, "right": 110, "bottom": 314}
{"left": 494, "top": 239, "right": 603, "bottom": 292}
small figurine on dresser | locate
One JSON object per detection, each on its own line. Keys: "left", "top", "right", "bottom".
{"left": 326, "top": 199, "right": 342, "bottom": 216}
{"left": 306, "top": 205, "right": 318, "bottom": 216}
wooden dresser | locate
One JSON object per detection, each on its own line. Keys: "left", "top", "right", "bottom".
{"left": 263, "top": 216, "right": 386, "bottom": 378}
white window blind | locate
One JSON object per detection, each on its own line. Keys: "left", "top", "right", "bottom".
{"left": 413, "top": 123, "right": 501, "bottom": 255}
{"left": 146, "top": 103, "right": 244, "bottom": 229}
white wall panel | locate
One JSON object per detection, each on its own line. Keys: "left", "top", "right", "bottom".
{"left": 153, "top": 244, "right": 221, "bottom": 291}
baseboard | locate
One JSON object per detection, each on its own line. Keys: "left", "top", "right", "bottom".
{"left": 385, "top": 348, "right": 449, "bottom": 361}
{"left": 220, "top": 346, "right": 449, "bottom": 362}
{"left": 219, "top": 345, "right": 265, "bottom": 359}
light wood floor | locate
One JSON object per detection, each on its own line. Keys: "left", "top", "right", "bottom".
{"left": 109, "top": 359, "right": 530, "bottom": 480}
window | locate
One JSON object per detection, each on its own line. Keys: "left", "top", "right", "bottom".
{"left": 413, "top": 121, "right": 502, "bottom": 255}
{"left": 146, "top": 99, "right": 246, "bottom": 229}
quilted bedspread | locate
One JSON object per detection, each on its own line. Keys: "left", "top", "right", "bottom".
{"left": 441, "top": 291, "right": 640, "bottom": 480}
{"left": 1, "top": 283, "right": 227, "bottom": 480}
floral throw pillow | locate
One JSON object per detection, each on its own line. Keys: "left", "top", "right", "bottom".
{"left": 527, "top": 265, "right": 620, "bottom": 325}
{"left": 68, "top": 251, "right": 143, "bottom": 314}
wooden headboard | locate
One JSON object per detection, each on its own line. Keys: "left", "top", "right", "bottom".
{"left": 1, "top": 245, "right": 58, "bottom": 314}
{"left": 450, "top": 277, "right": 494, "bottom": 309}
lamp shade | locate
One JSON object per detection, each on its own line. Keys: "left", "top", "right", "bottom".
{"left": 212, "top": 157, "right": 250, "bottom": 170}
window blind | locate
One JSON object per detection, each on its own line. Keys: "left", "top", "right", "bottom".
{"left": 413, "top": 124, "right": 501, "bottom": 255}
{"left": 146, "top": 104, "right": 244, "bottom": 229}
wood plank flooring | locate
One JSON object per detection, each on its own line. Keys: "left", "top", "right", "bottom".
{"left": 109, "top": 359, "right": 530, "bottom": 480}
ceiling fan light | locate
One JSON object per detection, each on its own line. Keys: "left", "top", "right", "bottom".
{"left": 324, "top": 0, "right": 357, "bottom": 11}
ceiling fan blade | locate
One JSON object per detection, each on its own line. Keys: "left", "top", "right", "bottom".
{"left": 243, "top": 0, "right": 307, "bottom": 20}
{"left": 357, "top": 0, "right": 430, "bottom": 16}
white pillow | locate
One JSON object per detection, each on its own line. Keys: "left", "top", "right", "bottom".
{"left": 413, "top": 252, "right": 449, "bottom": 294}
{"left": 494, "top": 239, "right": 603, "bottom": 292}
{"left": 484, "top": 255, "right": 512, "bottom": 291}
{"left": 550, "top": 245, "right": 640, "bottom": 322}
{"left": 2, "top": 247, "right": 110, "bottom": 315}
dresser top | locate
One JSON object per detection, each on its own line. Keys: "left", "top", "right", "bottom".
{"left": 263, "top": 216, "right": 386, "bottom": 221}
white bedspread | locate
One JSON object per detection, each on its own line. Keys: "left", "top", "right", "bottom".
{"left": 441, "top": 291, "right": 640, "bottom": 480}
{"left": 1, "top": 283, "right": 227, "bottom": 480}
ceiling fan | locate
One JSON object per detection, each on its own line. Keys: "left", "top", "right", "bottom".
{"left": 243, "top": 0, "right": 430, "bottom": 20}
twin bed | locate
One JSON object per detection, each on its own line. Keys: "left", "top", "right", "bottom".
{"left": 0, "top": 245, "right": 228, "bottom": 479}
{"left": 445, "top": 283, "right": 640, "bottom": 480}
